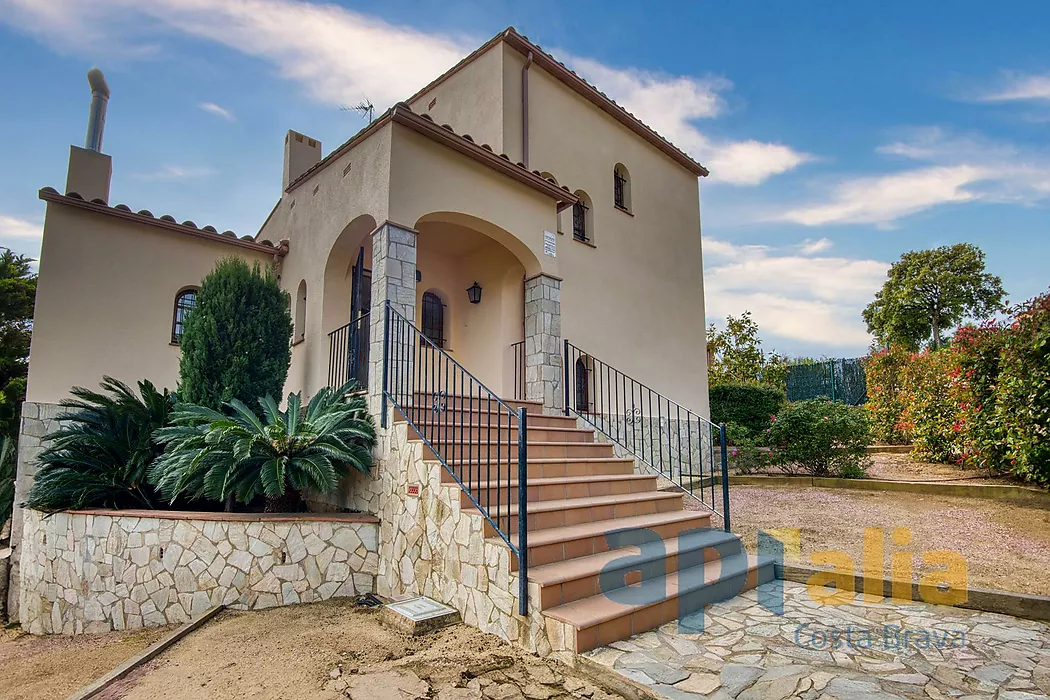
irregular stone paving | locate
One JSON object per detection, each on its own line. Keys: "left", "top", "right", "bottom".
{"left": 584, "top": 581, "right": 1050, "bottom": 700}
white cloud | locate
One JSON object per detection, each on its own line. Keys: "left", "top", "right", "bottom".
{"left": 777, "top": 165, "right": 988, "bottom": 227}
{"left": 1, "top": 0, "right": 809, "bottom": 186}
{"left": 133, "top": 165, "right": 215, "bottom": 181}
{"left": 0, "top": 215, "right": 43, "bottom": 258}
{"left": 569, "top": 57, "right": 813, "bottom": 185}
{"left": 704, "top": 237, "right": 888, "bottom": 349}
{"left": 978, "top": 73, "right": 1050, "bottom": 102}
{"left": 199, "top": 102, "right": 235, "bottom": 121}
{"left": 798, "top": 238, "right": 832, "bottom": 255}
{"left": 0, "top": 0, "right": 470, "bottom": 108}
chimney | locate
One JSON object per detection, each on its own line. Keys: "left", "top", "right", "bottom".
{"left": 65, "top": 68, "right": 113, "bottom": 203}
{"left": 283, "top": 130, "right": 321, "bottom": 191}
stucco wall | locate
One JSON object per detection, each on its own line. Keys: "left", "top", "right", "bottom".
{"left": 27, "top": 204, "right": 274, "bottom": 405}
{"left": 18, "top": 509, "right": 379, "bottom": 635}
{"left": 408, "top": 42, "right": 506, "bottom": 155}
{"left": 506, "top": 47, "right": 711, "bottom": 418}
{"left": 260, "top": 122, "right": 393, "bottom": 399}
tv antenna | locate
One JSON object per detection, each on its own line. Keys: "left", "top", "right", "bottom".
{"left": 341, "top": 99, "right": 375, "bottom": 123}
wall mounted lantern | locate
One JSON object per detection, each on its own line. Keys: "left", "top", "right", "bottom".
{"left": 466, "top": 281, "right": 483, "bottom": 304}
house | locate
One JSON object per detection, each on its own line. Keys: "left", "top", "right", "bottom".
{"left": 10, "top": 28, "right": 770, "bottom": 652}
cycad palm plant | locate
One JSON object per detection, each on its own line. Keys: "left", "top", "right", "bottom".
{"left": 26, "top": 378, "right": 174, "bottom": 512}
{"left": 150, "top": 382, "right": 375, "bottom": 512}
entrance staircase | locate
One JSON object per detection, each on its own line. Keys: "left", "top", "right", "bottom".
{"left": 398, "top": 393, "right": 774, "bottom": 654}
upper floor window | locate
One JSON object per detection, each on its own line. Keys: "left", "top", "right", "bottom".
{"left": 614, "top": 163, "right": 631, "bottom": 212}
{"left": 572, "top": 190, "right": 593, "bottom": 244}
{"left": 171, "top": 288, "right": 197, "bottom": 344}
{"left": 421, "top": 291, "right": 445, "bottom": 348}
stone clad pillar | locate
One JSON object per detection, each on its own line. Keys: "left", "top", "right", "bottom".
{"left": 367, "top": 222, "right": 417, "bottom": 424}
{"left": 524, "top": 273, "right": 563, "bottom": 414}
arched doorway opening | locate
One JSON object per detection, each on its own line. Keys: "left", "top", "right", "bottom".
{"left": 413, "top": 212, "right": 540, "bottom": 396}
{"left": 322, "top": 214, "right": 376, "bottom": 387}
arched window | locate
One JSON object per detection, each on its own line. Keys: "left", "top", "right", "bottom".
{"left": 614, "top": 163, "right": 631, "bottom": 212}
{"left": 575, "top": 357, "right": 591, "bottom": 412}
{"left": 294, "top": 279, "right": 307, "bottom": 343}
{"left": 572, "top": 190, "right": 593, "bottom": 244}
{"left": 171, "top": 288, "right": 197, "bottom": 344}
{"left": 421, "top": 291, "right": 445, "bottom": 348}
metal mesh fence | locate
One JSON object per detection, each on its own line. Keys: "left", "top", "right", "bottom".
{"left": 786, "top": 358, "right": 867, "bottom": 406}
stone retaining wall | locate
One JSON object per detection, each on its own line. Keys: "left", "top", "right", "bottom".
{"left": 18, "top": 509, "right": 379, "bottom": 635}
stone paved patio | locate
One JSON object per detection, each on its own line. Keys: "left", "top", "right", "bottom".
{"left": 583, "top": 581, "right": 1050, "bottom": 700}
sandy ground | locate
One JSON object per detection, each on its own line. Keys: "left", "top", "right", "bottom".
{"left": 0, "top": 624, "right": 172, "bottom": 700}
{"left": 92, "top": 598, "right": 628, "bottom": 700}
{"left": 864, "top": 452, "right": 1017, "bottom": 485}
{"left": 719, "top": 484, "right": 1050, "bottom": 596}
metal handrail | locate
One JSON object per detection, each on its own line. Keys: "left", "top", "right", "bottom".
{"left": 327, "top": 312, "right": 370, "bottom": 388}
{"left": 564, "top": 340, "right": 731, "bottom": 531}
{"left": 511, "top": 340, "right": 526, "bottom": 400}
{"left": 382, "top": 302, "right": 529, "bottom": 615}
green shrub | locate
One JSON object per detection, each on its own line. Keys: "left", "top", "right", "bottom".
{"left": 862, "top": 346, "right": 911, "bottom": 445}
{"left": 151, "top": 382, "right": 375, "bottom": 512}
{"left": 25, "top": 378, "right": 174, "bottom": 512}
{"left": 765, "top": 399, "right": 871, "bottom": 478}
{"left": 900, "top": 350, "right": 959, "bottom": 463}
{"left": 178, "top": 258, "right": 292, "bottom": 410}
{"left": 0, "top": 436, "right": 14, "bottom": 527}
{"left": 710, "top": 384, "right": 785, "bottom": 437}
{"left": 995, "top": 292, "right": 1050, "bottom": 485}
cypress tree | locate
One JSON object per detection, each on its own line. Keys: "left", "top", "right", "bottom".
{"left": 178, "top": 258, "right": 292, "bottom": 408}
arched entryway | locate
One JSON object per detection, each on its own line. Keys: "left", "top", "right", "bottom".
{"left": 413, "top": 212, "right": 540, "bottom": 397}
{"left": 322, "top": 214, "right": 376, "bottom": 387}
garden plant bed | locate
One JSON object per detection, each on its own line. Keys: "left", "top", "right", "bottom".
{"left": 685, "top": 484, "right": 1050, "bottom": 596}
{"left": 0, "top": 623, "right": 174, "bottom": 700}
{"left": 83, "top": 598, "right": 637, "bottom": 699}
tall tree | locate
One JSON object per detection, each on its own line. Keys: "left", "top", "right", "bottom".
{"left": 178, "top": 257, "right": 292, "bottom": 409}
{"left": 863, "top": 243, "right": 1005, "bottom": 350}
{"left": 707, "top": 311, "right": 788, "bottom": 389}
{"left": 0, "top": 248, "right": 37, "bottom": 439}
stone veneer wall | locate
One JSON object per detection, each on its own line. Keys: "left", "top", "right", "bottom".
{"left": 524, "top": 274, "right": 563, "bottom": 414}
{"left": 7, "top": 401, "right": 65, "bottom": 622}
{"left": 371, "top": 419, "right": 575, "bottom": 655}
{"left": 18, "top": 510, "right": 379, "bottom": 635}
{"left": 581, "top": 414, "right": 720, "bottom": 480}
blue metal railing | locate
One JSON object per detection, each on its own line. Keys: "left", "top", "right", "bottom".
{"left": 564, "top": 340, "right": 731, "bottom": 531}
{"left": 382, "top": 302, "right": 530, "bottom": 615}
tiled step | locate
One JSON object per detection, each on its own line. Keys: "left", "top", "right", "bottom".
{"left": 529, "top": 528, "right": 743, "bottom": 610}
{"left": 408, "top": 423, "right": 595, "bottom": 444}
{"left": 499, "top": 510, "right": 712, "bottom": 571}
{"left": 474, "top": 491, "right": 684, "bottom": 537}
{"left": 544, "top": 553, "right": 774, "bottom": 653}
{"left": 456, "top": 474, "right": 658, "bottom": 509}
{"left": 437, "top": 457, "right": 637, "bottom": 482}
{"left": 412, "top": 392, "right": 541, "bottom": 412}
{"left": 395, "top": 406, "right": 578, "bottom": 430}
{"left": 422, "top": 440, "right": 613, "bottom": 461}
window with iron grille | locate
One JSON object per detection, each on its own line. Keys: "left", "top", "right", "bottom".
{"left": 171, "top": 289, "right": 197, "bottom": 344}
{"left": 572, "top": 201, "right": 588, "bottom": 242}
{"left": 575, "top": 357, "right": 590, "bottom": 412}
{"left": 421, "top": 291, "right": 445, "bottom": 348}
{"left": 614, "top": 169, "right": 627, "bottom": 209}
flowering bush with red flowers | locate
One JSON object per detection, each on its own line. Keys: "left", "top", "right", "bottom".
{"left": 952, "top": 321, "right": 1007, "bottom": 471}
{"left": 995, "top": 292, "right": 1050, "bottom": 485}
{"left": 862, "top": 346, "right": 912, "bottom": 444}
{"left": 899, "top": 348, "right": 961, "bottom": 463}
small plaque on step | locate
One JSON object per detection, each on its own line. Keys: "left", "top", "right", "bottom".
{"left": 379, "top": 596, "right": 460, "bottom": 635}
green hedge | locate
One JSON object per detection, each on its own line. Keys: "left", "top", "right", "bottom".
{"left": 710, "top": 384, "right": 785, "bottom": 437}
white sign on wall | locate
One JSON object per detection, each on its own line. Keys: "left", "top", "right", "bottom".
{"left": 543, "top": 230, "right": 557, "bottom": 257}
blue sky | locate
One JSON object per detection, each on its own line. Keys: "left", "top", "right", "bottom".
{"left": 1, "top": 0, "right": 1048, "bottom": 357}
